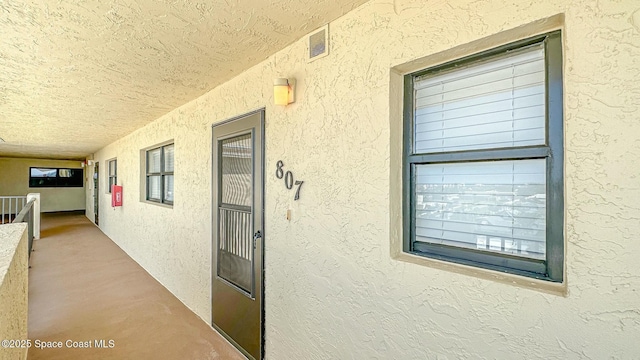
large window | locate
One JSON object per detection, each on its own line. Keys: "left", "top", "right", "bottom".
{"left": 29, "top": 167, "right": 83, "bottom": 188}
{"left": 107, "top": 159, "right": 117, "bottom": 193}
{"left": 145, "top": 143, "right": 174, "bottom": 205}
{"left": 403, "top": 31, "right": 563, "bottom": 282}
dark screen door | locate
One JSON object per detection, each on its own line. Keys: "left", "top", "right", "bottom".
{"left": 212, "top": 109, "right": 264, "bottom": 360}
{"left": 94, "top": 162, "right": 99, "bottom": 225}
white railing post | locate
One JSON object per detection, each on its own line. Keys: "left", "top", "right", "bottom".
{"left": 26, "top": 193, "right": 40, "bottom": 239}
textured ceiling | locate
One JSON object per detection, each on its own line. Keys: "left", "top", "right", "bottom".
{"left": 0, "top": 0, "right": 367, "bottom": 160}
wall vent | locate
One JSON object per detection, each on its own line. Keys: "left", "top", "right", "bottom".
{"left": 308, "top": 24, "right": 329, "bottom": 62}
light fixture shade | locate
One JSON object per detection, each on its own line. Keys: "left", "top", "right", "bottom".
{"left": 274, "top": 78, "right": 295, "bottom": 106}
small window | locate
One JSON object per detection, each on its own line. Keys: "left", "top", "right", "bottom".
{"left": 403, "top": 31, "right": 563, "bottom": 282}
{"left": 29, "top": 167, "right": 83, "bottom": 188}
{"left": 145, "top": 143, "right": 174, "bottom": 205}
{"left": 107, "top": 159, "right": 117, "bottom": 193}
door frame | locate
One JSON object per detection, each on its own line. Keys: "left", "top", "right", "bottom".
{"left": 94, "top": 162, "right": 99, "bottom": 225}
{"left": 211, "top": 108, "right": 265, "bottom": 360}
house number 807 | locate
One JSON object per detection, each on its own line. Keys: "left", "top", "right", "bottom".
{"left": 275, "top": 160, "right": 304, "bottom": 200}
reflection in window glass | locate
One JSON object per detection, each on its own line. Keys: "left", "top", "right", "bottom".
{"left": 59, "top": 169, "right": 72, "bottom": 177}
{"left": 31, "top": 168, "right": 57, "bottom": 177}
{"left": 415, "top": 159, "right": 546, "bottom": 260}
{"left": 148, "top": 176, "right": 161, "bottom": 200}
{"left": 29, "top": 167, "right": 83, "bottom": 188}
{"left": 164, "top": 175, "right": 174, "bottom": 202}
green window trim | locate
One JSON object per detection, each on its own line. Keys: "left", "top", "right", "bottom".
{"left": 145, "top": 143, "right": 174, "bottom": 205}
{"left": 402, "top": 31, "right": 564, "bottom": 282}
{"left": 107, "top": 159, "right": 117, "bottom": 194}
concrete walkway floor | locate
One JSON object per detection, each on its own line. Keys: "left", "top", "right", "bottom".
{"left": 27, "top": 212, "right": 245, "bottom": 360}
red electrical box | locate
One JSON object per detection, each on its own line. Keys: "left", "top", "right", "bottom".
{"left": 112, "top": 185, "right": 123, "bottom": 207}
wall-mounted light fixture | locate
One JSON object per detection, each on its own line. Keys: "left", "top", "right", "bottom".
{"left": 274, "top": 78, "right": 295, "bottom": 106}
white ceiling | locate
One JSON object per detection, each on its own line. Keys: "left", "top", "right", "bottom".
{"left": 0, "top": 0, "right": 367, "bottom": 160}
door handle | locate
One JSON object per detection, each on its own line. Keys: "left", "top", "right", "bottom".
{"left": 253, "top": 231, "right": 261, "bottom": 249}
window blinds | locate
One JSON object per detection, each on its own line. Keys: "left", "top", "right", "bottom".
{"left": 414, "top": 160, "right": 546, "bottom": 259}
{"left": 164, "top": 175, "right": 174, "bottom": 202}
{"left": 414, "top": 43, "right": 546, "bottom": 153}
{"left": 148, "top": 148, "right": 161, "bottom": 173}
{"left": 164, "top": 145, "right": 174, "bottom": 172}
{"left": 148, "top": 176, "right": 161, "bottom": 200}
{"left": 412, "top": 43, "right": 548, "bottom": 260}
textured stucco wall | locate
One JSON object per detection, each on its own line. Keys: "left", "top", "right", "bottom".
{"left": 0, "top": 0, "right": 368, "bottom": 160}
{"left": 0, "top": 158, "right": 86, "bottom": 213}
{"left": 91, "top": 0, "right": 640, "bottom": 358}
{"left": 0, "top": 223, "right": 29, "bottom": 360}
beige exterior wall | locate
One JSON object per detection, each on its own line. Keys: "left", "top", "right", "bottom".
{"left": 90, "top": 0, "right": 640, "bottom": 358}
{"left": 0, "top": 158, "right": 86, "bottom": 213}
{"left": 0, "top": 223, "right": 29, "bottom": 360}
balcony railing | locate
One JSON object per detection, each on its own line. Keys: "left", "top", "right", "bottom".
{"left": 12, "top": 198, "right": 37, "bottom": 257}
{"left": 1, "top": 194, "right": 40, "bottom": 258}
{"left": 1, "top": 196, "right": 27, "bottom": 224}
